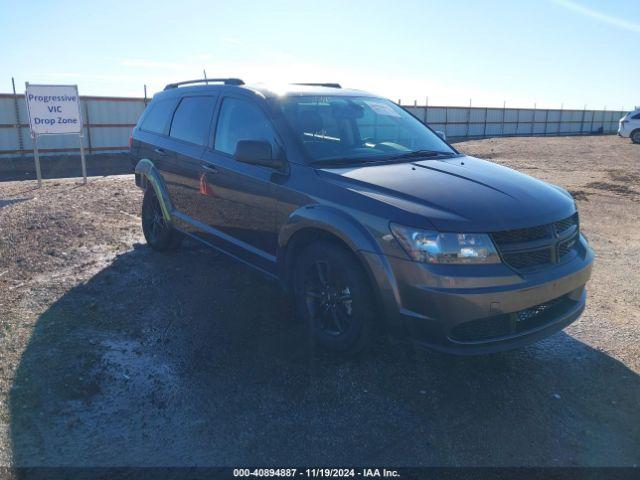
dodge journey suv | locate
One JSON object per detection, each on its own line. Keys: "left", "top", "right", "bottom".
{"left": 130, "top": 78, "right": 594, "bottom": 354}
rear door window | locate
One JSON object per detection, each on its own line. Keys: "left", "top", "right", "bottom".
{"left": 139, "top": 98, "right": 177, "bottom": 135}
{"left": 169, "top": 96, "right": 217, "bottom": 145}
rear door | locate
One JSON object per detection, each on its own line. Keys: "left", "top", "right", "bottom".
{"left": 162, "top": 95, "right": 218, "bottom": 230}
{"left": 135, "top": 96, "right": 179, "bottom": 175}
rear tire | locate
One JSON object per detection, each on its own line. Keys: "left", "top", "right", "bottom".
{"left": 631, "top": 129, "right": 640, "bottom": 144}
{"left": 141, "top": 187, "right": 182, "bottom": 252}
{"left": 293, "top": 241, "right": 375, "bottom": 354}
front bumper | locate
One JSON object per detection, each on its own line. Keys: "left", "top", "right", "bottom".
{"left": 361, "top": 236, "right": 594, "bottom": 355}
{"left": 618, "top": 125, "right": 631, "bottom": 137}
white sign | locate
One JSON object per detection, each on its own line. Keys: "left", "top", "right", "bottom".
{"left": 25, "top": 84, "right": 82, "bottom": 135}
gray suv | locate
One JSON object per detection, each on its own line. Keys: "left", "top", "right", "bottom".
{"left": 130, "top": 79, "right": 594, "bottom": 354}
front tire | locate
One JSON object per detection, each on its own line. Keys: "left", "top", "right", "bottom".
{"left": 141, "top": 187, "right": 182, "bottom": 252}
{"left": 293, "top": 241, "right": 376, "bottom": 354}
{"left": 631, "top": 129, "right": 640, "bottom": 144}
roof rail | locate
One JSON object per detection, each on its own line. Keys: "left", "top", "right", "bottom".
{"left": 291, "top": 82, "right": 342, "bottom": 89}
{"left": 164, "top": 78, "right": 245, "bottom": 90}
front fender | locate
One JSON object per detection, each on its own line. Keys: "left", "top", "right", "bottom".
{"left": 278, "top": 204, "right": 382, "bottom": 255}
{"left": 134, "top": 158, "right": 173, "bottom": 223}
{"left": 278, "top": 205, "right": 403, "bottom": 331}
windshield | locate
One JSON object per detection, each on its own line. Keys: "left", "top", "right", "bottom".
{"left": 277, "top": 95, "right": 455, "bottom": 163}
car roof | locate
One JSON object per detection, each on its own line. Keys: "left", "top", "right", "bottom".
{"left": 152, "top": 83, "right": 379, "bottom": 101}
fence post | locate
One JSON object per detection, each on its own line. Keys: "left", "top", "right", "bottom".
{"left": 83, "top": 97, "right": 93, "bottom": 154}
{"left": 580, "top": 104, "right": 586, "bottom": 135}
{"left": 144, "top": 84, "right": 148, "bottom": 106}
{"left": 466, "top": 99, "right": 472, "bottom": 138}
{"left": 444, "top": 104, "right": 448, "bottom": 137}
{"left": 424, "top": 96, "right": 428, "bottom": 124}
{"left": 12, "top": 77, "right": 25, "bottom": 157}
{"left": 483, "top": 107, "right": 488, "bottom": 138}
{"left": 559, "top": 103, "right": 563, "bottom": 134}
{"left": 501, "top": 101, "right": 506, "bottom": 137}
{"left": 531, "top": 103, "right": 536, "bottom": 135}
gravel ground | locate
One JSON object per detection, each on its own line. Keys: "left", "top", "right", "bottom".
{"left": 0, "top": 135, "right": 638, "bottom": 467}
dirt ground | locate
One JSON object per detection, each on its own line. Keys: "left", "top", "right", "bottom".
{"left": 0, "top": 135, "right": 638, "bottom": 467}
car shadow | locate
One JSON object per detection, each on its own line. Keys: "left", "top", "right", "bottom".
{"left": 9, "top": 241, "right": 640, "bottom": 467}
{"left": 0, "top": 198, "right": 30, "bottom": 210}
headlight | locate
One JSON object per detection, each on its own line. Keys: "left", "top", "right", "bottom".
{"left": 390, "top": 223, "right": 501, "bottom": 264}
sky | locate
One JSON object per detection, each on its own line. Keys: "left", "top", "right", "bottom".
{"left": 1, "top": 0, "right": 638, "bottom": 109}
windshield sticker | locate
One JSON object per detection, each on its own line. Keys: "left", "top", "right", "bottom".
{"left": 365, "top": 101, "right": 401, "bottom": 118}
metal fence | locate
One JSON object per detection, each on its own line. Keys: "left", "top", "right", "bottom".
{"left": 0, "top": 93, "right": 146, "bottom": 157}
{"left": 403, "top": 104, "right": 625, "bottom": 140}
{"left": 0, "top": 92, "right": 626, "bottom": 157}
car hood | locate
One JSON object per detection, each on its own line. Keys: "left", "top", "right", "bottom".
{"left": 318, "top": 155, "right": 575, "bottom": 232}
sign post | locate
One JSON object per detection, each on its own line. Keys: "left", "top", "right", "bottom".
{"left": 24, "top": 83, "right": 86, "bottom": 187}
{"left": 33, "top": 135, "right": 42, "bottom": 188}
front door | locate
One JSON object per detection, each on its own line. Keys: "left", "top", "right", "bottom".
{"left": 198, "top": 96, "right": 282, "bottom": 274}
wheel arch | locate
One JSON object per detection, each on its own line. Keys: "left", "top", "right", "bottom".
{"left": 277, "top": 206, "right": 402, "bottom": 332}
{"left": 277, "top": 205, "right": 383, "bottom": 282}
{"left": 631, "top": 128, "right": 640, "bottom": 143}
{"left": 280, "top": 227, "right": 353, "bottom": 290}
{"left": 134, "top": 158, "right": 173, "bottom": 223}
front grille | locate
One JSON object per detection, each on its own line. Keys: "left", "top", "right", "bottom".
{"left": 450, "top": 294, "right": 576, "bottom": 342}
{"left": 491, "top": 213, "right": 580, "bottom": 271}
{"left": 516, "top": 296, "right": 566, "bottom": 324}
{"left": 492, "top": 224, "right": 550, "bottom": 244}
{"left": 502, "top": 248, "right": 552, "bottom": 269}
{"left": 554, "top": 212, "right": 579, "bottom": 234}
{"left": 514, "top": 294, "right": 577, "bottom": 333}
{"left": 559, "top": 235, "right": 578, "bottom": 258}
{"left": 450, "top": 315, "right": 511, "bottom": 342}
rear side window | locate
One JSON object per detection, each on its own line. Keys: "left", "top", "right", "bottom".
{"left": 139, "top": 98, "right": 177, "bottom": 134}
{"left": 214, "top": 98, "right": 277, "bottom": 155}
{"left": 632, "top": 112, "right": 640, "bottom": 120}
{"left": 169, "top": 96, "right": 217, "bottom": 145}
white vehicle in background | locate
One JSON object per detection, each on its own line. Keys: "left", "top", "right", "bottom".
{"left": 618, "top": 109, "right": 640, "bottom": 144}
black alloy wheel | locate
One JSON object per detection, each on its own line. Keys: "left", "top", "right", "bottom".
{"left": 141, "top": 187, "right": 182, "bottom": 252}
{"left": 303, "top": 259, "right": 354, "bottom": 337}
{"left": 294, "top": 241, "right": 375, "bottom": 353}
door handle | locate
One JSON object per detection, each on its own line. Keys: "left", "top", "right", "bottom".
{"left": 154, "top": 147, "right": 167, "bottom": 156}
{"left": 201, "top": 163, "right": 219, "bottom": 174}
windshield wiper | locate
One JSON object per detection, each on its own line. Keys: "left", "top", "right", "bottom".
{"left": 310, "top": 156, "right": 390, "bottom": 167}
{"left": 310, "top": 150, "right": 457, "bottom": 168}
{"left": 386, "top": 149, "right": 456, "bottom": 160}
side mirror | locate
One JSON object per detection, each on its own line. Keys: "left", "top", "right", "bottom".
{"left": 234, "top": 140, "right": 283, "bottom": 169}
{"left": 436, "top": 130, "right": 447, "bottom": 141}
